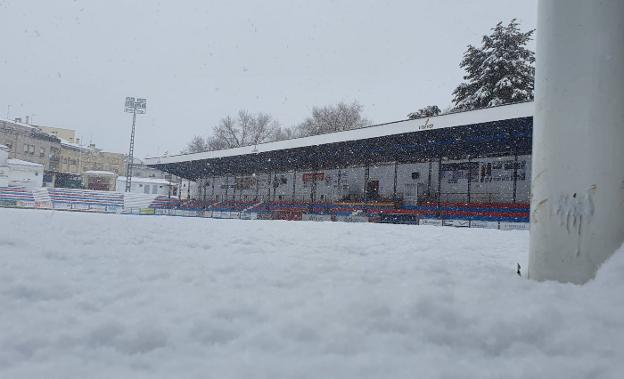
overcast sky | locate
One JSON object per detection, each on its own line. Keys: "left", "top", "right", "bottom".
{"left": 0, "top": 0, "right": 536, "bottom": 158}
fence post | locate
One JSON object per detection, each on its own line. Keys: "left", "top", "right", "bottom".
{"left": 529, "top": 0, "right": 624, "bottom": 283}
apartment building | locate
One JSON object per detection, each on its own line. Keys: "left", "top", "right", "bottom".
{"left": 0, "top": 118, "right": 61, "bottom": 172}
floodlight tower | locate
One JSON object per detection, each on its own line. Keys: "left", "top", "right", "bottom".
{"left": 529, "top": 0, "right": 624, "bottom": 283}
{"left": 124, "top": 97, "right": 147, "bottom": 192}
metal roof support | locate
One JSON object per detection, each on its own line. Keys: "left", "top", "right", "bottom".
{"left": 512, "top": 149, "right": 518, "bottom": 204}
{"left": 467, "top": 156, "right": 472, "bottom": 204}
{"left": 392, "top": 160, "right": 398, "bottom": 202}
{"left": 292, "top": 169, "right": 297, "bottom": 202}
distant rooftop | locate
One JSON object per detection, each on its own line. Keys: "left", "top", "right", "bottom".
{"left": 7, "top": 158, "right": 44, "bottom": 168}
{"left": 84, "top": 170, "right": 116, "bottom": 176}
{"left": 117, "top": 176, "right": 170, "bottom": 185}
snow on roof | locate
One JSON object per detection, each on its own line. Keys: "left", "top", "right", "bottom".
{"left": 117, "top": 176, "right": 170, "bottom": 185}
{"left": 7, "top": 158, "right": 44, "bottom": 168}
{"left": 59, "top": 138, "right": 84, "bottom": 150}
{"left": 145, "top": 102, "right": 533, "bottom": 166}
{"left": 0, "top": 117, "right": 39, "bottom": 130}
{"left": 84, "top": 170, "right": 117, "bottom": 176}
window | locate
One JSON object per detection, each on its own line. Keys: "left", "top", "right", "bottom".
{"left": 40, "top": 147, "right": 45, "bottom": 157}
{"left": 411, "top": 172, "right": 420, "bottom": 180}
{"left": 144, "top": 184, "right": 150, "bottom": 194}
{"left": 23, "top": 144, "right": 28, "bottom": 153}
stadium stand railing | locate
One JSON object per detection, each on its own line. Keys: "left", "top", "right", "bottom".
{"left": 0, "top": 187, "right": 529, "bottom": 229}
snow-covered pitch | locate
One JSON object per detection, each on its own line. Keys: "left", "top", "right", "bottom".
{"left": 1, "top": 208, "right": 622, "bottom": 379}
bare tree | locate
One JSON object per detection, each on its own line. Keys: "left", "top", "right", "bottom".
{"left": 297, "top": 101, "right": 370, "bottom": 137}
{"left": 205, "top": 110, "right": 280, "bottom": 150}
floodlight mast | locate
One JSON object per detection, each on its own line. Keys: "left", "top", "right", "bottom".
{"left": 124, "top": 97, "right": 146, "bottom": 193}
{"left": 529, "top": 0, "right": 624, "bottom": 283}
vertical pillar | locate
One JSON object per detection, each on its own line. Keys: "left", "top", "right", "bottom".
{"left": 337, "top": 169, "right": 343, "bottom": 202}
{"left": 467, "top": 156, "right": 472, "bottom": 204}
{"left": 529, "top": 0, "right": 624, "bottom": 283}
{"left": 512, "top": 150, "right": 518, "bottom": 203}
{"left": 292, "top": 169, "right": 297, "bottom": 201}
{"left": 393, "top": 160, "right": 398, "bottom": 201}
{"left": 211, "top": 175, "right": 215, "bottom": 203}
{"left": 437, "top": 156, "right": 443, "bottom": 205}
{"left": 224, "top": 175, "right": 229, "bottom": 201}
{"left": 364, "top": 163, "right": 370, "bottom": 202}
{"left": 202, "top": 180, "right": 207, "bottom": 207}
{"left": 427, "top": 160, "right": 433, "bottom": 199}
{"left": 255, "top": 174, "right": 260, "bottom": 201}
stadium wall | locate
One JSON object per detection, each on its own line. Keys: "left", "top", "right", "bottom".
{"left": 196, "top": 154, "right": 531, "bottom": 205}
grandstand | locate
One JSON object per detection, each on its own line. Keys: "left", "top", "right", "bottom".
{"left": 145, "top": 102, "right": 533, "bottom": 226}
{"left": 0, "top": 186, "right": 36, "bottom": 207}
{"left": 48, "top": 188, "right": 124, "bottom": 211}
{"left": 0, "top": 187, "right": 179, "bottom": 213}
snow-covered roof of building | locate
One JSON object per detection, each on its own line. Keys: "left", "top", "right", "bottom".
{"left": 116, "top": 176, "right": 170, "bottom": 185}
{"left": 59, "top": 138, "right": 84, "bottom": 150}
{"left": 145, "top": 102, "right": 533, "bottom": 166}
{"left": 7, "top": 158, "right": 44, "bottom": 168}
{"left": 0, "top": 117, "right": 39, "bottom": 130}
{"left": 84, "top": 170, "right": 116, "bottom": 176}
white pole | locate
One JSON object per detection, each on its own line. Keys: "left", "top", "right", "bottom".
{"left": 529, "top": 0, "right": 624, "bottom": 283}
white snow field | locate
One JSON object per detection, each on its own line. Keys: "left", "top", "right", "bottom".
{"left": 0, "top": 208, "right": 622, "bottom": 379}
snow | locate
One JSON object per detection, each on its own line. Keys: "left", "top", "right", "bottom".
{"left": 0, "top": 118, "right": 39, "bottom": 130}
{"left": 145, "top": 102, "right": 534, "bottom": 166}
{"left": 0, "top": 208, "right": 622, "bottom": 379}
{"left": 83, "top": 170, "right": 116, "bottom": 176}
{"left": 117, "top": 176, "right": 170, "bottom": 185}
{"left": 6, "top": 159, "right": 44, "bottom": 168}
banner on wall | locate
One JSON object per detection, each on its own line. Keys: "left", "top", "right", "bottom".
{"left": 302, "top": 173, "right": 324, "bottom": 183}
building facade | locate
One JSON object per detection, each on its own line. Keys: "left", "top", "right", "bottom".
{"left": 81, "top": 146, "right": 126, "bottom": 176}
{"left": 0, "top": 119, "right": 62, "bottom": 172}
{"left": 34, "top": 124, "right": 78, "bottom": 144}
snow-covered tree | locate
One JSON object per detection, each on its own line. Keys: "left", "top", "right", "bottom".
{"left": 297, "top": 101, "right": 369, "bottom": 137}
{"left": 183, "top": 135, "right": 210, "bottom": 154}
{"left": 272, "top": 126, "right": 296, "bottom": 141}
{"left": 452, "top": 19, "right": 535, "bottom": 111}
{"left": 407, "top": 105, "right": 441, "bottom": 119}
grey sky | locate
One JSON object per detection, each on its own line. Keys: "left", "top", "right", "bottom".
{"left": 0, "top": 0, "right": 536, "bottom": 158}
